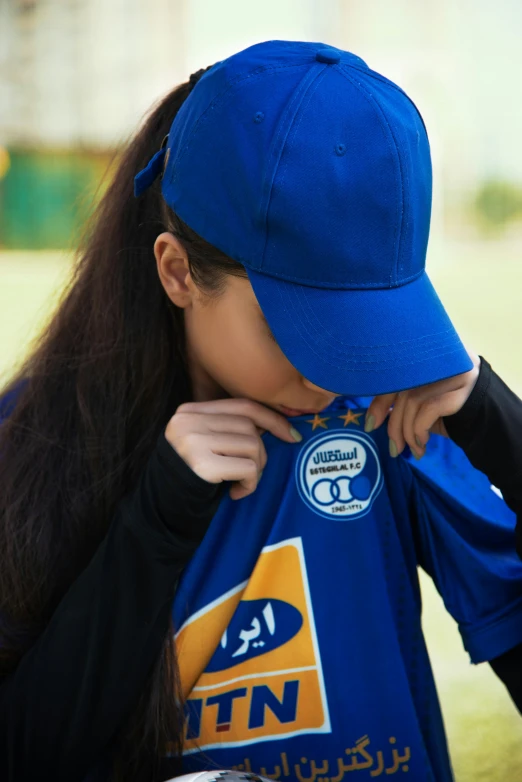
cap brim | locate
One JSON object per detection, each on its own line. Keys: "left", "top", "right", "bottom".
{"left": 246, "top": 268, "right": 473, "bottom": 396}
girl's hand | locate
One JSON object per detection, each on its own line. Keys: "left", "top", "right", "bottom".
{"left": 165, "top": 398, "right": 302, "bottom": 500}
{"left": 365, "top": 349, "right": 481, "bottom": 459}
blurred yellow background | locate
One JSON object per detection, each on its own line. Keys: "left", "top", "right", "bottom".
{"left": 1, "top": 2, "right": 521, "bottom": 780}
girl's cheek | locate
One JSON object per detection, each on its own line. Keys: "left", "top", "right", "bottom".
{"left": 213, "top": 337, "right": 294, "bottom": 397}
{"left": 190, "top": 297, "right": 298, "bottom": 396}
{"left": 224, "top": 349, "right": 286, "bottom": 392}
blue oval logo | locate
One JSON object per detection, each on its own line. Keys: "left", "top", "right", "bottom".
{"left": 205, "top": 598, "right": 303, "bottom": 672}
{"left": 296, "top": 431, "right": 383, "bottom": 520}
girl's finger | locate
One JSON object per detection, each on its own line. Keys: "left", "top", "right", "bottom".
{"left": 402, "top": 393, "right": 425, "bottom": 458}
{"left": 200, "top": 453, "right": 260, "bottom": 497}
{"left": 229, "top": 484, "right": 253, "bottom": 501}
{"left": 177, "top": 399, "right": 301, "bottom": 443}
{"left": 207, "top": 432, "right": 267, "bottom": 473}
{"left": 203, "top": 414, "right": 261, "bottom": 438}
{"left": 365, "top": 393, "right": 397, "bottom": 432}
{"left": 387, "top": 392, "right": 409, "bottom": 455}
{"left": 412, "top": 396, "right": 446, "bottom": 446}
{"left": 414, "top": 390, "right": 464, "bottom": 442}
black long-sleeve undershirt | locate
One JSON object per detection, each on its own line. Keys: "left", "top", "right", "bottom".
{"left": 443, "top": 356, "right": 522, "bottom": 713}
{"left": 443, "top": 356, "right": 522, "bottom": 545}
{"left": 0, "top": 429, "right": 224, "bottom": 782}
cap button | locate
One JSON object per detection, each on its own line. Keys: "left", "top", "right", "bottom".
{"left": 315, "top": 47, "right": 341, "bottom": 65}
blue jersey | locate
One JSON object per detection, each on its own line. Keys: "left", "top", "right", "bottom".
{"left": 2, "top": 384, "right": 521, "bottom": 781}
{"left": 170, "top": 395, "right": 522, "bottom": 782}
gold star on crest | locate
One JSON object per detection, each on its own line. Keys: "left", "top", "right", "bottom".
{"left": 306, "top": 414, "right": 330, "bottom": 430}
{"left": 338, "top": 410, "right": 364, "bottom": 427}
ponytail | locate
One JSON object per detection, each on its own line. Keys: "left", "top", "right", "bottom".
{"left": 0, "top": 66, "right": 241, "bottom": 782}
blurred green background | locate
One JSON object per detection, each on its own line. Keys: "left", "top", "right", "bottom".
{"left": 1, "top": 1, "right": 522, "bottom": 780}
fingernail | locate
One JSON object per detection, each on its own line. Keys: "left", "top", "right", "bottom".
{"left": 389, "top": 438, "right": 398, "bottom": 458}
{"left": 364, "top": 414, "right": 375, "bottom": 433}
{"left": 412, "top": 450, "right": 422, "bottom": 461}
{"left": 259, "top": 470, "right": 264, "bottom": 480}
{"left": 290, "top": 426, "right": 302, "bottom": 442}
{"left": 415, "top": 435, "right": 423, "bottom": 449}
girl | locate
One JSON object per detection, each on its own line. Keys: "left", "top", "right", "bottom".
{"left": 1, "top": 40, "right": 521, "bottom": 782}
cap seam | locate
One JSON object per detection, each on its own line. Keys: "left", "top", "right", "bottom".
{"left": 340, "top": 66, "right": 430, "bottom": 283}
{"left": 247, "top": 265, "right": 424, "bottom": 288}
{"left": 170, "top": 62, "right": 311, "bottom": 181}
{"left": 348, "top": 62, "right": 431, "bottom": 139}
{"left": 259, "top": 63, "right": 328, "bottom": 269}
{"left": 287, "top": 283, "right": 461, "bottom": 358}
{"left": 337, "top": 65, "right": 404, "bottom": 287}
{"left": 292, "top": 283, "right": 461, "bottom": 353}
{"left": 276, "top": 282, "right": 467, "bottom": 369}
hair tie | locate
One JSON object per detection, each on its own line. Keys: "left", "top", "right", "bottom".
{"left": 189, "top": 64, "right": 213, "bottom": 88}
{"left": 134, "top": 66, "right": 214, "bottom": 198}
{"left": 189, "top": 68, "right": 206, "bottom": 86}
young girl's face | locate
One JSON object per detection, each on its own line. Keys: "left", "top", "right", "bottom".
{"left": 155, "top": 233, "right": 338, "bottom": 415}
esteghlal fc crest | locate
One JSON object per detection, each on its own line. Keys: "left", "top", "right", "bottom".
{"left": 296, "top": 431, "right": 383, "bottom": 520}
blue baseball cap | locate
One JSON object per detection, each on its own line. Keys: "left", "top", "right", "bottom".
{"left": 134, "top": 39, "right": 473, "bottom": 396}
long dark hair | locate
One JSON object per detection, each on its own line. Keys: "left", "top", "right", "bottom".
{"left": 0, "top": 72, "right": 247, "bottom": 781}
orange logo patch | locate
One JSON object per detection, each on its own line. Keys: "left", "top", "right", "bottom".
{"left": 175, "top": 537, "right": 330, "bottom": 753}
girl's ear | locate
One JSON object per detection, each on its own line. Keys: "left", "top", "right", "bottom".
{"left": 154, "top": 232, "right": 195, "bottom": 309}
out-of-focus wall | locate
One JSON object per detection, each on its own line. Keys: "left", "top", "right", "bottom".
{"left": 2, "top": 0, "right": 522, "bottom": 246}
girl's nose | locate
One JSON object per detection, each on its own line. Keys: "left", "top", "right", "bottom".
{"left": 301, "top": 376, "right": 339, "bottom": 399}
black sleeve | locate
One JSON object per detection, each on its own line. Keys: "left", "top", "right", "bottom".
{"left": 0, "top": 429, "right": 224, "bottom": 782}
{"left": 443, "top": 358, "right": 522, "bottom": 709}
{"left": 489, "top": 642, "right": 522, "bottom": 715}
{"left": 443, "top": 356, "right": 522, "bottom": 556}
